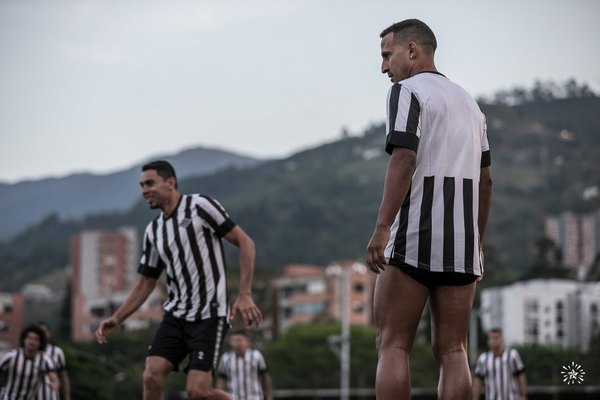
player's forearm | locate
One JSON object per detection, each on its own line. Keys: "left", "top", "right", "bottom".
{"left": 375, "top": 148, "right": 416, "bottom": 229}
{"left": 112, "top": 277, "right": 157, "bottom": 323}
{"left": 478, "top": 167, "right": 492, "bottom": 242}
{"left": 237, "top": 235, "right": 256, "bottom": 296}
{"left": 517, "top": 374, "right": 527, "bottom": 398}
{"left": 262, "top": 374, "right": 273, "bottom": 400}
{"left": 472, "top": 378, "right": 482, "bottom": 400}
{"left": 60, "top": 370, "right": 71, "bottom": 400}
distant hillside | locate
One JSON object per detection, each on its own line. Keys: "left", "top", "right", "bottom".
{"left": 1, "top": 96, "right": 598, "bottom": 290}
{"left": 0, "top": 147, "right": 260, "bottom": 240}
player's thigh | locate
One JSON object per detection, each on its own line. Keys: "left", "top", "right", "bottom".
{"left": 144, "top": 355, "right": 174, "bottom": 380}
{"left": 373, "top": 266, "right": 429, "bottom": 351}
{"left": 430, "top": 282, "right": 476, "bottom": 355}
{"left": 185, "top": 369, "right": 213, "bottom": 394}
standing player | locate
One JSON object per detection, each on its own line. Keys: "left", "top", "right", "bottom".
{"left": 217, "top": 330, "right": 273, "bottom": 400}
{"left": 36, "top": 322, "right": 70, "bottom": 400}
{"left": 95, "top": 160, "right": 263, "bottom": 400}
{"left": 365, "top": 19, "right": 493, "bottom": 399}
{"left": 473, "top": 328, "right": 527, "bottom": 400}
{"left": 0, "top": 325, "right": 59, "bottom": 400}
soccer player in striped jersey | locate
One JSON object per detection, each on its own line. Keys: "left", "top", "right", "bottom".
{"left": 217, "top": 330, "right": 273, "bottom": 400}
{"left": 36, "top": 322, "right": 70, "bottom": 400}
{"left": 473, "top": 328, "right": 527, "bottom": 400}
{"left": 0, "top": 325, "right": 59, "bottom": 400}
{"left": 95, "top": 160, "right": 263, "bottom": 400}
{"left": 366, "top": 19, "right": 493, "bottom": 399}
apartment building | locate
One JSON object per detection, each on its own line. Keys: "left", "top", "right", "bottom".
{"left": 70, "top": 227, "right": 164, "bottom": 342}
{"left": 272, "top": 261, "right": 375, "bottom": 335}
{"left": 0, "top": 292, "right": 24, "bottom": 350}
{"left": 480, "top": 279, "right": 600, "bottom": 351}
{"left": 545, "top": 210, "right": 600, "bottom": 274}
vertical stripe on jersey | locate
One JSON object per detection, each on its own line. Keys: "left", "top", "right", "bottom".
{"left": 463, "top": 178, "right": 475, "bottom": 274}
{"left": 418, "top": 176, "right": 434, "bottom": 269}
{"left": 203, "top": 227, "right": 222, "bottom": 317}
{"left": 443, "top": 177, "right": 455, "bottom": 271}
{"left": 406, "top": 93, "right": 420, "bottom": 134}
{"left": 388, "top": 83, "right": 401, "bottom": 132}
{"left": 157, "top": 220, "right": 181, "bottom": 301}
{"left": 184, "top": 197, "right": 208, "bottom": 320}
{"left": 170, "top": 206, "right": 195, "bottom": 317}
{"left": 392, "top": 187, "right": 411, "bottom": 262}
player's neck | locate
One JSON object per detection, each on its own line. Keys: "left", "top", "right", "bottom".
{"left": 162, "top": 192, "right": 182, "bottom": 218}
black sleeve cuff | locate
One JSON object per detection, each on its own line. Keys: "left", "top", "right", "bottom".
{"left": 513, "top": 368, "right": 525, "bottom": 376}
{"left": 481, "top": 150, "right": 491, "bottom": 167}
{"left": 385, "top": 130, "right": 419, "bottom": 155}
{"left": 137, "top": 264, "right": 162, "bottom": 279}
{"left": 214, "top": 219, "right": 236, "bottom": 238}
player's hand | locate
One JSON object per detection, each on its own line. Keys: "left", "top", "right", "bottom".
{"left": 366, "top": 226, "right": 390, "bottom": 274}
{"left": 95, "top": 316, "right": 119, "bottom": 344}
{"left": 231, "top": 294, "right": 263, "bottom": 328}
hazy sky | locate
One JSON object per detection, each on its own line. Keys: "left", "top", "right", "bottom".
{"left": 1, "top": 0, "right": 599, "bottom": 183}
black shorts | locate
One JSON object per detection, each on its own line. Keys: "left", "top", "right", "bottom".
{"left": 391, "top": 262, "right": 478, "bottom": 290}
{"left": 148, "top": 313, "right": 229, "bottom": 372}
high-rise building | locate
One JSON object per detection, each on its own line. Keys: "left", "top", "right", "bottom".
{"left": 479, "top": 279, "right": 600, "bottom": 351}
{"left": 70, "top": 228, "right": 164, "bottom": 342}
{"left": 545, "top": 210, "right": 600, "bottom": 274}
{"left": 0, "top": 292, "right": 24, "bottom": 350}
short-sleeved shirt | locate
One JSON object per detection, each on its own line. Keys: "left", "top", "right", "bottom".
{"left": 218, "top": 349, "right": 268, "bottom": 400}
{"left": 474, "top": 348, "right": 525, "bottom": 400}
{"left": 36, "top": 344, "right": 66, "bottom": 400}
{"left": 384, "top": 71, "right": 491, "bottom": 276}
{"left": 138, "top": 194, "right": 236, "bottom": 321}
{"left": 0, "top": 349, "right": 55, "bottom": 400}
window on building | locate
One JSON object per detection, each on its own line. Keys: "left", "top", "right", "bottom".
{"left": 307, "top": 280, "right": 326, "bottom": 294}
{"left": 352, "top": 301, "right": 364, "bottom": 313}
{"left": 353, "top": 283, "right": 365, "bottom": 293}
{"left": 292, "top": 302, "right": 325, "bottom": 315}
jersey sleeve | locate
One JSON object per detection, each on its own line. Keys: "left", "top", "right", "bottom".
{"left": 137, "top": 221, "right": 166, "bottom": 278}
{"left": 510, "top": 349, "right": 525, "bottom": 376}
{"left": 218, "top": 353, "right": 230, "bottom": 378}
{"left": 481, "top": 116, "right": 491, "bottom": 167}
{"left": 474, "top": 353, "right": 486, "bottom": 379}
{"left": 256, "top": 350, "right": 268, "bottom": 373}
{"left": 43, "top": 354, "right": 56, "bottom": 372}
{"left": 0, "top": 350, "right": 15, "bottom": 371}
{"left": 195, "top": 196, "right": 236, "bottom": 238}
{"left": 54, "top": 347, "right": 67, "bottom": 371}
{"left": 385, "top": 83, "right": 421, "bottom": 155}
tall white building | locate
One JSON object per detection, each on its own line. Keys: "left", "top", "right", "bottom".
{"left": 480, "top": 279, "right": 600, "bottom": 351}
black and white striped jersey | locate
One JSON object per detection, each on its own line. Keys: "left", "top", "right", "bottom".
{"left": 138, "top": 194, "right": 236, "bottom": 321}
{"left": 0, "top": 349, "right": 55, "bottom": 400}
{"left": 384, "top": 71, "right": 491, "bottom": 275}
{"left": 474, "top": 348, "right": 525, "bottom": 400}
{"left": 218, "top": 349, "right": 268, "bottom": 400}
{"left": 36, "top": 344, "right": 66, "bottom": 400}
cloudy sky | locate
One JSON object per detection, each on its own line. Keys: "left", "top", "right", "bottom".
{"left": 1, "top": 0, "right": 599, "bottom": 183}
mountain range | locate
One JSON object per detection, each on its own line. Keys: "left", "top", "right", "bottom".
{"left": 1, "top": 96, "right": 599, "bottom": 290}
{"left": 0, "top": 147, "right": 259, "bottom": 240}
